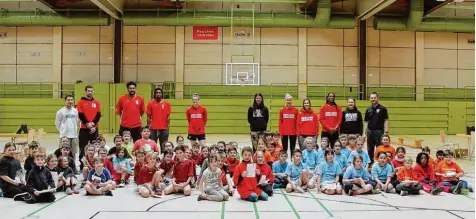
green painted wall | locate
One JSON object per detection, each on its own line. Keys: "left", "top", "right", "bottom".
{"left": 0, "top": 97, "right": 473, "bottom": 136}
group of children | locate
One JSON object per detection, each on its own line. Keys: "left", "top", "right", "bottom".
{"left": 0, "top": 128, "right": 472, "bottom": 205}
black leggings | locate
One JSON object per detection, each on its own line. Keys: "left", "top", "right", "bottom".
{"left": 119, "top": 126, "right": 142, "bottom": 143}
{"left": 1, "top": 183, "right": 29, "bottom": 198}
{"left": 259, "top": 184, "right": 273, "bottom": 196}
{"left": 78, "top": 128, "right": 99, "bottom": 170}
{"left": 281, "top": 135, "right": 297, "bottom": 155}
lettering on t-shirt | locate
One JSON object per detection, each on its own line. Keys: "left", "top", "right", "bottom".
{"left": 345, "top": 113, "right": 358, "bottom": 122}
{"left": 325, "top": 112, "right": 338, "bottom": 117}
{"left": 253, "top": 109, "right": 264, "bottom": 118}
{"left": 191, "top": 114, "right": 203, "bottom": 119}
{"left": 92, "top": 103, "right": 97, "bottom": 108}
{"left": 283, "top": 114, "right": 295, "bottom": 119}
{"left": 301, "top": 116, "right": 313, "bottom": 122}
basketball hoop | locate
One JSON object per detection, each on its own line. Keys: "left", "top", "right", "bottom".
{"left": 239, "top": 78, "right": 246, "bottom": 86}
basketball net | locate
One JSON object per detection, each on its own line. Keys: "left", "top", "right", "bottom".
{"left": 239, "top": 77, "right": 246, "bottom": 86}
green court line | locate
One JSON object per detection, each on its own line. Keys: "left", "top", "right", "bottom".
{"left": 221, "top": 202, "right": 226, "bottom": 219}
{"left": 252, "top": 202, "right": 260, "bottom": 219}
{"left": 280, "top": 189, "right": 302, "bottom": 219}
{"left": 308, "top": 191, "right": 334, "bottom": 217}
{"left": 22, "top": 194, "right": 68, "bottom": 219}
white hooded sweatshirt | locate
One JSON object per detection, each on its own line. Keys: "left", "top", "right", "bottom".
{"left": 55, "top": 106, "right": 79, "bottom": 138}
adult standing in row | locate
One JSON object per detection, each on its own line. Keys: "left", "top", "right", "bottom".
{"left": 55, "top": 95, "right": 79, "bottom": 159}
{"left": 279, "top": 93, "right": 298, "bottom": 154}
{"left": 319, "top": 92, "right": 342, "bottom": 148}
{"left": 297, "top": 99, "right": 319, "bottom": 150}
{"left": 247, "top": 93, "right": 269, "bottom": 142}
{"left": 340, "top": 98, "right": 363, "bottom": 136}
{"left": 147, "top": 87, "right": 171, "bottom": 152}
{"left": 77, "top": 85, "right": 101, "bottom": 170}
{"left": 364, "top": 92, "right": 389, "bottom": 162}
{"left": 186, "top": 93, "right": 207, "bottom": 147}
{"left": 116, "top": 81, "right": 145, "bottom": 142}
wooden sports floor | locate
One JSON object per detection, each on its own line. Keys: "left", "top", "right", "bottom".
{"left": 0, "top": 134, "right": 474, "bottom": 219}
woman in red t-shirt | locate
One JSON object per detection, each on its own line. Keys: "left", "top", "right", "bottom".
{"left": 279, "top": 93, "right": 299, "bottom": 155}
{"left": 132, "top": 127, "right": 159, "bottom": 155}
{"left": 186, "top": 93, "right": 208, "bottom": 147}
{"left": 297, "top": 99, "right": 319, "bottom": 150}
{"left": 319, "top": 92, "right": 342, "bottom": 148}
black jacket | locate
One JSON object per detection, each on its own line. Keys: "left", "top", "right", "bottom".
{"left": 247, "top": 106, "right": 269, "bottom": 132}
{"left": 0, "top": 156, "right": 22, "bottom": 188}
{"left": 57, "top": 165, "right": 75, "bottom": 178}
{"left": 26, "top": 165, "right": 55, "bottom": 193}
{"left": 24, "top": 156, "right": 35, "bottom": 173}
{"left": 340, "top": 108, "right": 363, "bottom": 135}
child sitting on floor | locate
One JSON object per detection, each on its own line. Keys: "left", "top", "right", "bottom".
{"left": 256, "top": 151, "right": 274, "bottom": 196}
{"left": 159, "top": 149, "right": 175, "bottom": 187}
{"left": 374, "top": 135, "right": 395, "bottom": 162}
{"left": 339, "top": 134, "right": 351, "bottom": 158}
{"left": 24, "top": 142, "right": 40, "bottom": 174}
{"left": 333, "top": 141, "right": 348, "bottom": 184}
{"left": 435, "top": 150, "right": 473, "bottom": 195}
{"left": 317, "top": 137, "right": 329, "bottom": 163}
{"left": 108, "top": 135, "right": 131, "bottom": 159}
{"left": 112, "top": 148, "right": 132, "bottom": 187}
{"left": 138, "top": 152, "right": 164, "bottom": 198}
{"left": 134, "top": 150, "right": 147, "bottom": 185}
{"left": 253, "top": 138, "right": 274, "bottom": 166}
{"left": 57, "top": 155, "right": 79, "bottom": 195}
{"left": 233, "top": 147, "right": 267, "bottom": 202}
{"left": 97, "top": 148, "right": 114, "bottom": 177}
{"left": 191, "top": 142, "right": 200, "bottom": 163}
{"left": 392, "top": 147, "right": 406, "bottom": 171}
{"left": 59, "top": 144, "right": 77, "bottom": 174}
{"left": 164, "top": 145, "right": 193, "bottom": 196}
{"left": 176, "top": 135, "right": 185, "bottom": 146}
{"left": 198, "top": 145, "right": 218, "bottom": 182}
{"left": 285, "top": 149, "right": 310, "bottom": 193}
{"left": 184, "top": 146, "right": 197, "bottom": 187}
{"left": 302, "top": 137, "right": 319, "bottom": 173}
{"left": 0, "top": 143, "right": 32, "bottom": 200}
{"left": 84, "top": 157, "right": 114, "bottom": 196}
{"left": 54, "top": 137, "right": 74, "bottom": 159}
{"left": 198, "top": 154, "right": 230, "bottom": 202}
{"left": 435, "top": 150, "right": 444, "bottom": 167}
{"left": 272, "top": 150, "right": 289, "bottom": 189}
{"left": 316, "top": 149, "right": 342, "bottom": 195}
{"left": 395, "top": 156, "right": 421, "bottom": 196}
{"left": 422, "top": 146, "right": 436, "bottom": 169}
{"left": 413, "top": 152, "right": 444, "bottom": 195}
{"left": 160, "top": 141, "right": 175, "bottom": 160}
{"left": 267, "top": 142, "right": 279, "bottom": 162}
{"left": 216, "top": 152, "right": 235, "bottom": 196}
{"left": 371, "top": 152, "right": 395, "bottom": 193}
{"left": 46, "top": 154, "right": 63, "bottom": 191}
{"left": 343, "top": 155, "right": 377, "bottom": 196}
{"left": 25, "top": 154, "right": 56, "bottom": 204}
{"left": 225, "top": 146, "right": 239, "bottom": 178}
{"left": 347, "top": 134, "right": 357, "bottom": 151}
{"left": 347, "top": 137, "right": 371, "bottom": 169}
{"left": 81, "top": 144, "right": 96, "bottom": 185}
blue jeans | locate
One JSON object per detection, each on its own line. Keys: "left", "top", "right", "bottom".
{"left": 442, "top": 180, "right": 469, "bottom": 190}
{"left": 245, "top": 192, "right": 269, "bottom": 202}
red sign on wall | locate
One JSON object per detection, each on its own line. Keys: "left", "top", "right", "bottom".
{"left": 193, "top": 26, "right": 218, "bottom": 40}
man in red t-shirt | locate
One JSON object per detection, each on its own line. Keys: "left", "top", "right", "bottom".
{"left": 77, "top": 85, "right": 101, "bottom": 170}
{"left": 116, "top": 81, "right": 145, "bottom": 142}
{"left": 147, "top": 88, "right": 171, "bottom": 152}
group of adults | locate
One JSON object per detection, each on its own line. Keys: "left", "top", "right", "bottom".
{"left": 55, "top": 82, "right": 172, "bottom": 170}
{"left": 247, "top": 92, "right": 389, "bottom": 160}
{"left": 55, "top": 81, "right": 389, "bottom": 167}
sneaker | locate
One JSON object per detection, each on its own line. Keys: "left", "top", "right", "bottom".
{"left": 430, "top": 187, "right": 444, "bottom": 196}
{"left": 13, "top": 192, "right": 30, "bottom": 201}
{"left": 118, "top": 180, "right": 125, "bottom": 188}
{"left": 154, "top": 187, "right": 163, "bottom": 196}
{"left": 66, "top": 188, "right": 74, "bottom": 195}
{"left": 228, "top": 190, "right": 235, "bottom": 196}
{"left": 452, "top": 181, "right": 463, "bottom": 194}
{"left": 197, "top": 195, "right": 204, "bottom": 201}
{"left": 103, "top": 191, "right": 113, "bottom": 196}
{"left": 372, "top": 189, "right": 381, "bottom": 194}
{"left": 85, "top": 191, "right": 92, "bottom": 196}
{"left": 400, "top": 190, "right": 408, "bottom": 196}
{"left": 460, "top": 188, "right": 470, "bottom": 196}
{"left": 388, "top": 188, "right": 396, "bottom": 194}
{"left": 350, "top": 191, "right": 358, "bottom": 196}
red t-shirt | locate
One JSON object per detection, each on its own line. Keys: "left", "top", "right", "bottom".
{"left": 172, "top": 159, "right": 194, "bottom": 183}
{"left": 279, "top": 106, "right": 299, "bottom": 136}
{"left": 225, "top": 157, "right": 239, "bottom": 176}
{"left": 116, "top": 94, "right": 145, "bottom": 128}
{"left": 159, "top": 160, "right": 175, "bottom": 176}
{"left": 319, "top": 104, "right": 343, "bottom": 132}
{"left": 77, "top": 97, "right": 101, "bottom": 129}
{"left": 132, "top": 139, "right": 159, "bottom": 153}
{"left": 146, "top": 100, "right": 171, "bottom": 130}
{"left": 138, "top": 165, "right": 157, "bottom": 185}
{"left": 186, "top": 105, "right": 207, "bottom": 135}
{"left": 104, "top": 158, "right": 114, "bottom": 175}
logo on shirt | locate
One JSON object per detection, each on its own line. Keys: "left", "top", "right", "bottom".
{"left": 345, "top": 113, "right": 358, "bottom": 122}
{"left": 376, "top": 109, "right": 380, "bottom": 113}
{"left": 325, "top": 112, "right": 338, "bottom": 117}
{"left": 283, "top": 114, "right": 295, "bottom": 119}
{"left": 136, "top": 100, "right": 139, "bottom": 105}
{"left": 191, "top": 114, "right": 203, "bottom": 119}
{"left": 92, "top": 103, "right": 96, "bottom": 108}
{"left": 143, "top": 144, "right": 151, "bottom": 152}
{"left": 253, "top": 109, "right": 263, "bottom": 118}
{"left": 301, "top": 116, "right": 313, "bottom": 122}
